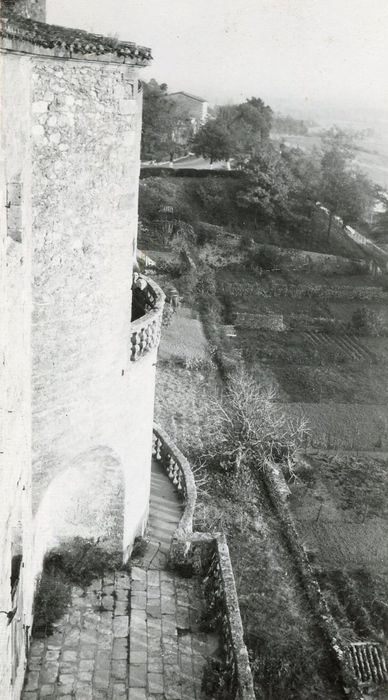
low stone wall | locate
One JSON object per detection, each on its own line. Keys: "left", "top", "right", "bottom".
{"left": 235, "top": 311, "right": 285, "bottom": 331}
{"left": 130, "top": 279, "right": 165, "bottom": 361}
{"left": 316, "top": 204, "right": 388, "bottom": 275}
{"left": 152, "top": 424, "right": 256, "bottom": 700}
{"left": 140, "top": 167, "right": 240, "bottom": 179}
{"left": 255, "top": 243, "right": 367, "bottom": 274}
{"left": 260, "top": 458, "right": 363, "bottom": 700}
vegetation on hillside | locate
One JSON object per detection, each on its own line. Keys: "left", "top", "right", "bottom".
{"left": 32, "top": 538, "right": 123, "bottom": 637}
{"left": 199, "top": 370, "right": 307, "bottom": 473}
{"left": 271, "top": 114, "right": 309, "bottom": 135}
{"left": 141, "top": 79, "right": 192, "bottom": 161}
{"left": 192, "top": 97, "right": 273, "bottom": 163}
{"left": 143, "top": 103, "right": 388, "bottom": 697}
{"left": 319, "top": 128, "right": 375, "bottom": 237}
{"left": 371, "top": 207, "right": 388, "bottom": 243}
{"left": 141, "top": 77, "right": 377, "bottom": 240}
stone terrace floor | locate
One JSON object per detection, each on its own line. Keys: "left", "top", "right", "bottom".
{"left": 22, "top": 460, "right": 218, "bottom": 699}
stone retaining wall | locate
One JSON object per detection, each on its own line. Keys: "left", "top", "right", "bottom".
{"left": 316, "top": 204, "right": 388, "bottom": 275}
{"left": 235, "top": 312, "right": 285, "bottom": 331}
{"left": 152, "top": 424, "right": 256, "bottom": 700}
{"left": 260, "top": 458, "right": 363, "bottom": 700}
{"left": 255, "top": 242, "right": 368, "bottom": 274}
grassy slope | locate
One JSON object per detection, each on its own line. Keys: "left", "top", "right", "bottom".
{"left": 154, "top": 321, "right": 344, "bottom": 699}
{"left": 142, "top": 174, "right": 388, "bottom": 693}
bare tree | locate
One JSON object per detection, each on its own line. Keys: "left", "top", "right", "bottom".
{"left": 200, "top": 369, "right": 308, "bottom": 474}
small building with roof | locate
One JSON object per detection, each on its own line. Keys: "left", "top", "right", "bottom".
{"left": 169, "top": 90, "right": 208, "bottom": 126}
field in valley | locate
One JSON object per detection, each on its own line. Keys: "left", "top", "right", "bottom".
{"left": 276, "top": 131, "right": 388, "bottom": 190}
{"left": 212, "top": 250, "right": 388, "bottom": 653}
{"left": 140, "top": 173, "right": 388, "bottom": 695}
{"left": 153, "top": 302, "right": 345, "bottom": 700}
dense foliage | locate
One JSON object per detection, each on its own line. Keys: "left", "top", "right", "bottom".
{"left": 192, "top": 97, "right": 273, "bottom": 163}
{"left": 141, "top": 79, "right": 191, "bottom": 161}
{"left": 371, "top": 207, "right": 388, "bottom": 243}
{"left": 190, "top": 119, "right": 234, "bottom": 164}
{"left": 141, "top": 77, "right": 375, "bottom": 238}
{"left": 271, "top": 114, "right": 309, "bottom": 135}
{"left": 32, "top": 538, "right": 123, "bottom": 637}
{"left": 319, "top": 128, "right": 375, "bottom": 236}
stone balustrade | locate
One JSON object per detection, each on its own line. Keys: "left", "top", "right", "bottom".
{"left": 152, "top": 423, "right": 256, "bottom": 700}
{"left": 152, "top": 424, "right": 196, "bottom": 536}
{"left": 130, "top": 278, "right": 164, "bottom": 361}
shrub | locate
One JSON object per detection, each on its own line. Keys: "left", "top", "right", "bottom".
{"left": 196, "top": 222, "right": 219, "bottom": 246}
{"left": 32, "top": 538, "right": 123, "bottom": 638}
{"left": 138, "top": 177, "right": 179, "bottom": 222}
{"left": 200, "top": 369, "right": 308, "bottom": 474}
{"left": 44, "top": 537, "right": 122, "bottom": 589}
{"left": 131, "top": 535, "right": 149, "bottom": 559}
{"left": 350, "top": 306, "right": 385, "bottom": 336}
{"left": 201, "top": 658, "right": 231, "bottom": 699}
{"left": 239, "top": 232, "right": 254, "bottom": 251}
{"left": 192, "top": 178, "right": 242, "bottom": 227}
{"left": 250, "top": 245, "right": 280, "bottom": 270}
{"left": 32, "top": 572, "right": 71, "bottom": 637}
{"left": 250, "top": 640, "right": 329, "bottom": 700}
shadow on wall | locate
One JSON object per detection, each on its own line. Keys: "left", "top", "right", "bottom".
{"left": 33, "top": 446, "right": 124, "bottom": 576}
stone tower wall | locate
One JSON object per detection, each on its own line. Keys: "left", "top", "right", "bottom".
{"left": 0, "top": 53, "right": 34, "bottom": 700}
{"left": 28, "top": 57, "right": 152, "bottom": 566}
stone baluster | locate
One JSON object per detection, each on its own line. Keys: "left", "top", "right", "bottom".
{"left": 130, "top": 278, "right": 165, "bottom": 361}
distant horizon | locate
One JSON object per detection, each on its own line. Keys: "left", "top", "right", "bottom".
{"left": 48, "top": 0, "right": 388, "bottom": 130}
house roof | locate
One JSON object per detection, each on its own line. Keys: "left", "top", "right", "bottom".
{"left": 169, "top": 91, "right": 207, "bottom": 103}
{"left": 0, "top": 9, "right": 152, "bottom": 64}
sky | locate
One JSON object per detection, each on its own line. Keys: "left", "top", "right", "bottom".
{"left": 48, "top": 0, "right": 388, "bottom": 121}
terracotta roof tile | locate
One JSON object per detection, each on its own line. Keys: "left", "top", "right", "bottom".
{"left": 0, "top": 9, "right": 152, "bottom": 63}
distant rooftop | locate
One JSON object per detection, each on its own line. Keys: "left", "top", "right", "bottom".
{"left": 0, "top": 8, "right": 152, "bottom": 64}
{"left": 169, "top": 91, "right": 207, "bottom": 103}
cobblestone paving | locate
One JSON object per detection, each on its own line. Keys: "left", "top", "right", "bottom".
{"left": 22, "top": 571, "right": 132, "bottom": 700}
{"left": 22, "top": 461, "right": 218, "bottom": 699}
{"left": 128, "top": 459, "right": 218, "bottom": 699}
{"left": 128, "top": 566, "right": 217, "bottom": 700}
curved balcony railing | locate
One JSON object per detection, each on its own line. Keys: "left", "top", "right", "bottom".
{"left": 130, "top": 278, "right": 164, "bottom": 361}
{"left": 152, "top": 423, "right": 256, "bottom": 700}
{"left": 152, "top": 423, "right": 197, "bottom": 537}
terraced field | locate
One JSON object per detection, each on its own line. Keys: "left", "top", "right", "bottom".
{"left": 215, "top": 260, "right": 388, "bottom": 667}
{"left": 302, "top": 331, "right": 375, "bottom": 362}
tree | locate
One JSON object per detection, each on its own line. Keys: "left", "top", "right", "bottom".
{"left": 279, "top": 144, "right": 321, "bottom": 236}
{"left": 191, "top": 119, "right": 234, "bottom": 164}
{"left": 236, "top": 144, "right": 293, "bottom": 228}
{"left": 272, "top": 114, "right": 308, "bottom": 136}
{"left": 372, "top": 208, "right": 388, "bottom": 242}
{"left": 192, "top": 96, "right": 273, "bottom": 164}
{"left": 200, "top": 369, "right": 307, "bottom": 474}
{"left": 319, "top": 128, "right": 353, "bottom": 238}
{"left": 318, "top": 127, "right": 373, "bottom": 238}
{"left": 217, "top": 97, "right": 273, "bottom": 157}
{"left": 141, "top": 79, "right": 188, "bottom": 162}
{"left": 237, "top": 97, "right": 273, "bottom": 141}
{"left": 337, "top": 170, "right": 374, "bottom": 228}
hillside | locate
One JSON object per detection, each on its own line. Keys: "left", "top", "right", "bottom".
{"left": 141, "top": 173, "right": 388, "bottom": 698}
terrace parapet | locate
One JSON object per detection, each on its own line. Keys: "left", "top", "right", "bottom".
{"left": 152, "top": 423, "right": 256, "bottom": 700}
{"left": 130, "top": 278, "right": 164, "bottom": 361}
